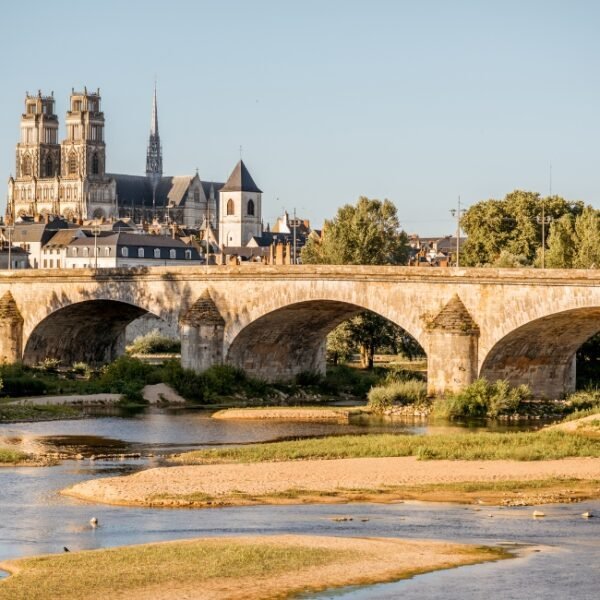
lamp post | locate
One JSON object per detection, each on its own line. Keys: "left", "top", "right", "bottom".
{"left": 536, "top": 203, "right": 553, "bottom": 269}
{"left": 292, "top": 207, "right": 297, "bottom": 265}
{"left": 5, "top": 225, "right": 14, "bottom": 271}
{"left": 450, "top": 197, "right": 466, "bottom": 268}
{"left": 91, "top": 223, "right": 100, "bottom": 271}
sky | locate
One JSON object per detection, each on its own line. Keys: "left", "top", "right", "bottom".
{"left": 1, "top": 0, "right": 599, "bottom": 235}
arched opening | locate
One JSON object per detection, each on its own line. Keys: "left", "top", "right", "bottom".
{"left": 226, "top": 300, "right": 424, "bottom": 381}
{"left": 21, "top": 154, "right": 32, "bottom": 177}
{"left": 226, "top": 198, "right": 235, "bottom": 216}
{"left": 480, "top": 307, "right": 600, "bottom": 398}
{"left": 92, "top": 153, "right": 100, "bottom": 175}
{"left": 247, "top": 199, "right": 255, "bottom": 216}
{"left": 44, "top": 155, "right": 53, "bottom": 178}
{"left": 68, "top": 151, "right": 77, "bottom": 175}
{"left": 23, "top": 300, "right": 155, "bottom": 366}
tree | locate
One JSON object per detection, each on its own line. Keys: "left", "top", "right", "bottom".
{"left": 545, "top": 214, "right": 576, "bottom": 268}
{"left": 460, "top": 190, "right": 583, "bottom": 267}
{"left": 301, "top": 197, "right": 409, "bottom": 265}
{"left": 573, "top": 207, "right": 600, "bottom": 269}
{"left": 303, "top": 197, "right": 419, "bottom": 368}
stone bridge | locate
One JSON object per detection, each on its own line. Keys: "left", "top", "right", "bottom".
{"left": 1, "top": 265, "right": 599, "bottom": 398}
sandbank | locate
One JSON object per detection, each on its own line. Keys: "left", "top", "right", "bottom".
{"left": 63, "top": 455, "right": 600, "bottom": 507}
{"left": 0, "top": 535, "right": 508, "bottom": 600}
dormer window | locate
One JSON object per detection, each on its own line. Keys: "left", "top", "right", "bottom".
{"left": 138, "top": 248, "right": 144, "bottom": 258}
{"left": 154, "top": 248, "right": 160, "bottom": 258}
{"left": 169, "top": 249, "right": 176, "bottom": 259}
{"left": 185, "top": 249, "right": 192, "bottom": 260}
{"left": 121, "top": 247, "right": 128, "bottom": 257}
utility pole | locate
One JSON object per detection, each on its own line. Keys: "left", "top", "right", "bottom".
{"left": 205, "top": 199, "right": 210, "bottom": 274}
{"left": 6, "top": 225, "right": 14, "bottom": 271}
{"left": 92, "top": 222, "right": 100, "bottom": 272}
{"left": 536, "top": 201, "right": 553, "bottom": 269}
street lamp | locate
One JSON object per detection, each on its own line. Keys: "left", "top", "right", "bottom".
{"left": 450, "top": 196, "right": 466, "bottom": 268}
{"left": 536, "top": 203, "right": 553, "bottom": 269}
{"left": 5, "top": 225, "right": 14, "bottom": 271}
{"left": 91, "top": 222, "right": 101, "bottom": 271}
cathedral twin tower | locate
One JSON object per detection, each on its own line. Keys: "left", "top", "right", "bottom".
{"left": 7, "top": 88, "right": 117, "bottom": 222}
{"left": 6, "top": 87, "right": 264, "bottom": 249}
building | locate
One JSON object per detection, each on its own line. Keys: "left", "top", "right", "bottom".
{"left": 5, "top": 88, "right": 265, "bottom": 246}
{"left": 7, "top": 90, "right": 117, "bottom": 223}
{"left": 65, "top": 232, "right": 202, "bottom": 269}
{"left": 0, "top": 246, "right": 29, "bottom": 269}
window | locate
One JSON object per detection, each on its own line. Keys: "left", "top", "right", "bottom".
{"left": 121, "top": 247, "right": 128, "bottom": 257}
{"left": 45, "top": 156, "right": 53, "bottom": 178}
{"left": 68, "top": 152, "right": 77, "bottom": 175}
{"left": 138, "top": 248, "right": 144, "bottom": 258}
{"left": 83, "top": 247, "right": 89, "bottom": 257}
{"left": 247, "top": 199, "right": 255, "bottom": 216}
{"left": 185, "top": 249, "right": 192, "bottom": 260}
{"left": 194, "top": 189, "right": 200, "bottom": 203}
{"left": 72, "top": 248, "right": 78, "bottom": 257}
{"left": 22, "top": 155, "right": 32, "bottom": 177}
{"left": 104, "top": 247, "right": 110, "bottom": 256}
{"left": 227, "top": 198, "right": 234, "bottom": 215}
{"left": 92, "top": 153, "right": 99, "bottom": 175}
{"left": 169, "top": 249, "right": 176, "bottom": 259}
{"left": 154, "top": 248, "right": 160, "bottom": 258}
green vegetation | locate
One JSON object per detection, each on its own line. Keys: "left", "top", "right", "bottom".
{"left": 126, "top": 329, "right": 181, "bottom": 355}
{"left": 0, "top": 539, "right": 347, "bottom": 600}
{"left": 172, "top": 430, "right": 600, "bottom": 464}
{"left": 433, "top": 379, "right": 533, "bottom": 419}
{"left": 301, "top": 196, "right": 423, "bottom": 368}
{"left": 0, "top": 403, "right": 80, "bottom": 423}
{"left": 0, "top": 447, "right": 30, "bottom": 464}
{"left": 459, "top": 190, "right": 584, "bottom": 267}
{"left": 368, "top": 380, "right": 428, "bottom": 413}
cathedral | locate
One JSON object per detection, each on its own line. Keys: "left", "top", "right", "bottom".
{"left": 6, "top": 87, "right": 263, "bottom": 247}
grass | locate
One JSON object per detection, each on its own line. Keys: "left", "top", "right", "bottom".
{"left": 145, "top": 477, "right": 600, "bottom": 508}
{"left": 172, "top": 430, "right": 600, "bottom": 464}
{"left": 367, "top": 380, "right": 429, "bottom": 412}
{"left": 0, "top": 539, "right": 348, "bottom": 600}
{"left": 0, "top": 403, "right": 81, "bottom": 423}
{"left": 0, "top": 537, "right": 507, "bottom": 600}
{"left": 0, "top": 447, "right": 30, "bottom": 465}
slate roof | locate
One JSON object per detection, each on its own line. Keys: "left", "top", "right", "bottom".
{"left": 427, "top": 294, "right": 479, "bottom": 334}
{"left": 44, "top": 229, "right": 81, "bottom": 248}
{"left": 70, "top": 232, "right": 196, "bottom": 250}
{"left": 220, "top": 160, "right": 262, "bottom": 193}
{"left": 8, "top": 220, "right": 70, "bottom": 244}
{"left": 111, "top": 174, "right": 225, "bottom": 212}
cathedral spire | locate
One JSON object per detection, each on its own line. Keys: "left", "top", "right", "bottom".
{"left": 146, "top": 82, "right": 163, "bottom": 184}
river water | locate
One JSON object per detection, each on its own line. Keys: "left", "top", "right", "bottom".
{"left": 1, "top": 409, "right": 597, "bottom": 599}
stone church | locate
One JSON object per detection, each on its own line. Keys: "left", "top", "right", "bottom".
{"left": 6, "top": 88, "right": 264, "bottom": 247}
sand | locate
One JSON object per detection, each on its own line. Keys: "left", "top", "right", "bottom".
{"left": 212, "top": 407, "right": 353, "bottom": 421}
{"left": 548, "top": 413, "right": 600, "bottom": 433}
{"left": 63, "top": 456, "right": 600, "bottom": 507}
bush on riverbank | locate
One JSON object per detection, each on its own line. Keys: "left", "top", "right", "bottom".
{"left": 433, "top": 379, "right": 532, "bottom": 419}
{"left": 367, "top": 380, "right": 428, "bottom": 413}
{"left": 0, "top": 447, "right": 31, "bottom": 463}
{"left": 126, "top": 329, "right": 181, "bottom": 355}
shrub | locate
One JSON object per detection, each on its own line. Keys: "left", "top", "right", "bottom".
{"left": 37, "top": 358, "right": 61, "bottom": 372}
{"left": 126, "top": 330, "right": 181, "bottom": 355}
{"left": 295, "top": 371, "right": 324, "bottom": 386}
{"left": 368, "top": 380, "right": 428, "bottom": 413}
{"left": 434, "top": 378, "right": 532, "bottom": 419}
{"left": 565, "top": 388, "right": 600, "bottom": 412}
{"left": 98, "top": 356, "right": 159, "bottom": 401}
{"left": 0, "top": 364, "right": 48, "bottom": 397}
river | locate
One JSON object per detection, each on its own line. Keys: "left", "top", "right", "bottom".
{"left": 1, "top": 408, "right": 597, "bottom": 599}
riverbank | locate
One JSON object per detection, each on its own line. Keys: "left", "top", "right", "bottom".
{"left": 0, "top": 535, "right": 507, "bottom": 600}
{"left": 62, "top": 455, "right": 600, "bottom": 508}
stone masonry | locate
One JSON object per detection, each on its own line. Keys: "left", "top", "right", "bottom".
{"left": 2, "top": 265, "right": 600, "bottom": 397}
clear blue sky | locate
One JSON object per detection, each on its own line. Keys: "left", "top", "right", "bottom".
{"left": 1, "top": 0, "right": 599, "bottom": 235}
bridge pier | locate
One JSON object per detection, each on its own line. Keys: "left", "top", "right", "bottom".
{"left": 0, "top": 292, "right": 23, "bottom": 363}
{"left": 426, "top": 295, "right": 479, "bottom": 396}
{"left": 179, "top": 291, "right": 225, "bottom": 372}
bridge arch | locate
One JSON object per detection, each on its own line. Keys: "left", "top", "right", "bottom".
{"left": 479, "top": 307, "right": 600, "bottom": 398}
{"left": 23, "top": 299, "right": 161, "bottom": 366}
{"left": 225, "top": 299, "right": 424, "bottom": 380}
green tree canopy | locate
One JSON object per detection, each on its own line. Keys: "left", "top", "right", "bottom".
{"left": 303, "top": 197, "right": 421, "bottom": 368}
{"left": 301, "top": 196, "right": 409, "bottom": 265}
{"left": 460, "top": 190, "right": 584, "bottom": 267}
